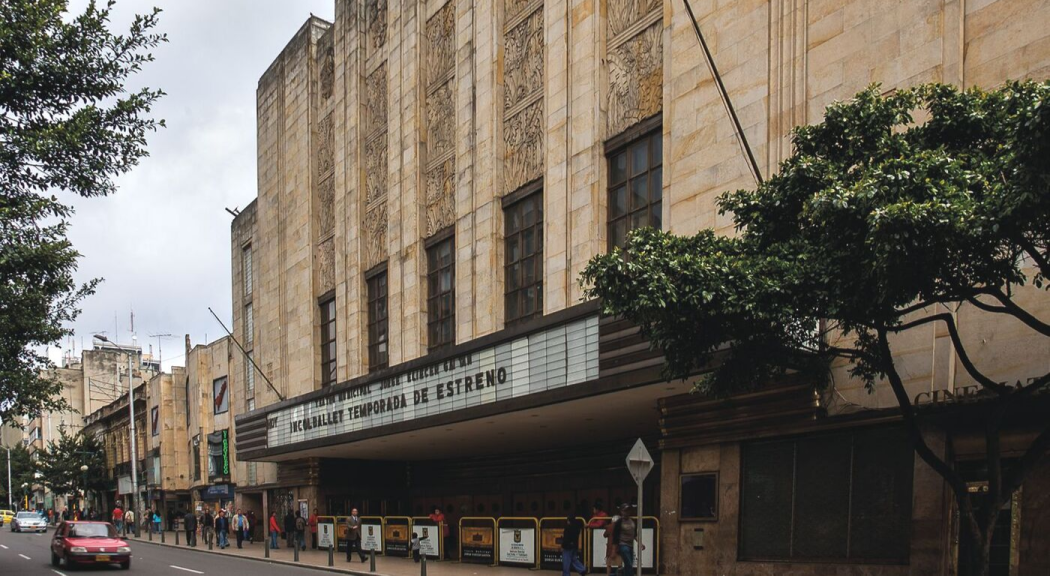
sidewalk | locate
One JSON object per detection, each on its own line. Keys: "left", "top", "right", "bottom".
{"left": 126, "top": 530, "right": 550, "bottom": 576}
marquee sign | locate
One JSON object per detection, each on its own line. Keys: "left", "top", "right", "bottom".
{"left": 265, "top": 316, "right": 599, "bottom": 448}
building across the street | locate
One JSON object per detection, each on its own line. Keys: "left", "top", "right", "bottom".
{"left": 208, "top": 1, "right": 1050, "bottom": 576}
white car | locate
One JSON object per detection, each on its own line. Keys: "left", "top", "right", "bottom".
{"left": 11, "top": 511, "right": 48, "bottom": 533}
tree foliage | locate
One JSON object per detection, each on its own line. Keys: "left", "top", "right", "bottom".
{"left": 582, "top": 81, "right": 1050, "bottom": 576}
{"left": 0, "top": 442, "right": 34, "bottom": 502}
{"left": 0, "top": 0, "right": 165, "bottom": 423}
{"left": 36, "top": 428, "right": 107, "bottom": 499}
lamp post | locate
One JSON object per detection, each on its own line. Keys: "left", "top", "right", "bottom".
{"left": 33, "top": 471, "right": 42, "bottom": 511}
{"left": 94, "top": 335, "right": 140, "bottom": 536}
{"left": 80, "top": 464, "right": 89, "bottom": 513}
{"left": 4, "top": 447, "right": 11, "bottom": 509}
{"left": 21, "top": 482, "right": 28, "bottom": 511}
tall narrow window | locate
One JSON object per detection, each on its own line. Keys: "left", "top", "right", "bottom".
{"left": 427, "top": 235, "right": 455, "bottom": 350}
{"left": 504, "top": 191, "right": 543, "bottom": 325}
{"left": 320, "top": 297, "right": 337, "bottom": 387}
{"left": 245, "top": 350, "right": 255, "bottom": 407}
{"left": 244, "top": 304, "right": 254, "bottom": 346}
{"left": 367, "top": 269, "right": 389, "bottom": 370}
{"left": 242, "top": 244, "right": 253, "bottom": 297}
{"left": 607, "top": 129, "right": 662, "bottom": 249}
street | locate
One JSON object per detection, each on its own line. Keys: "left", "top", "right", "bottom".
{"left": 0, "top": 527, "right": 345, "bottom": 576}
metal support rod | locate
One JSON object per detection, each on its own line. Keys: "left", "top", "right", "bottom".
{"left": 636, "top": 483, "right": 644, "bottom": 576}
{"left": 176, "top": 528, "right": 180, "bottom": 546}
{"left": 421, "top": 553, "right": 427, "bottom": 576}
{"left": 295, "top": 543, "right": 300, "bottom": 562}
{"left": 680, "top": 0, "right": 764, "bottom": 186}
{"left": 208, "top": 307, "right": 284, "bottom": 400}
{"left": 161, "top": 527, "right": 165, "bottom": 543}
{"left": 126, "top": 353, "right": 141, "bottom": 538}
{"left": 370, "top": 547, "right": 376, "bottom": 572}
{"left": 148, "top": 526, "right": 153, "bottom": 541}
{"left": 329, "top": 544, "right": 334, "bottom": 566}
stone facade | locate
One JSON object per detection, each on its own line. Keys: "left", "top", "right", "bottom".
{"left": 231, "top": 0, "right": 1050, "bottom": 574}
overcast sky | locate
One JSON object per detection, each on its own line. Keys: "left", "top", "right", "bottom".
{"left": 52, "top": 0, "right": 333, "bottom": 369}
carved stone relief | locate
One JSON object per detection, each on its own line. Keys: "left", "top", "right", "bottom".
{"left": 505, "top": 0, "right": 538, "bottom": 25}
{"left": 503, "top": 99, "right": 544, "bottom": 193}
{"left": 425, "top": 158, "right": 456, "bottom": 236}
{"left": 426, "top": 3, "right": 455, "bottom": 87}
{"left": 363, "top": 203, "right": 387, "bottom": 270}
{"left": 317, "top": 112, "right": 335, "bottom": 178}
{"left": 608, "top": 23, "right": 663, "bottom": 136}
{"left": 426, "top": 81, "right": 455, "bottom": 165}
{"left": 318, "top": 175, "right": 335, "bottom": 236}
{"left": 317, "top": 237, "right": 335, "bottom": 293}
{"left": 320, "top": 46, "right": 335, "bottom": 101}
{"left": 366, "top": 0, "right": 387, "bottom": 58}
{"left": 364, "top": 133, "right": 387, "bottom": 206}
{"left": 365, "top": 63, "right": 388, "bottom": 138}
{"left": 503, "top": 10, "right": 544, "bottom": 111}
{"left": 608, "top": 0, "right": 662, "bottom": 38}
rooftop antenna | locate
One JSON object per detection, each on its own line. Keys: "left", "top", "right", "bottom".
{"left": 224, "top": 207, "right": 240, "bottom": 217}
{"left": 149, "top": 333, "right": 174, "bottom": 372}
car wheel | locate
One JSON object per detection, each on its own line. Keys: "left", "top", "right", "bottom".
{"left": 121, "top": 560, "right": 131, "bottom": 570}
{"left": 51, "top": 551, "right": 60, "bottom": 567}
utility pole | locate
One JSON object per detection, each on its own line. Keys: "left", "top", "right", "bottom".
{"left": 5, "top": 447, "right": 12, "bottom": 509}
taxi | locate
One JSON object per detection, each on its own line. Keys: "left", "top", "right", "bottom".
{"left": 0, "top": 510, "right": 14, "bottom": 526}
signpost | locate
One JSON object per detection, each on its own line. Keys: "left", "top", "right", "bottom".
{"left": 626, "top": 438, "right": 654, "bottom": 576}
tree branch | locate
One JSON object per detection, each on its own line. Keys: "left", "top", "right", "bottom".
{"left": 985, "top": 289, "right": 1050, "bottom": 338}
{"left": 1016, "top": 234, "right": 1050, "bottom": 281}
{"left": 890, "top": 313, "right": 1011, "bottom": 395}
{"left": 876, "top": 329, "right": 981, "bottom": 546}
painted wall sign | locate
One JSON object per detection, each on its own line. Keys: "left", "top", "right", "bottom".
{"left": 499, "top": 527, "right": 536, "bottom": 565}
{"left": 265, "top": 316, "right": 598, "bottom": 448}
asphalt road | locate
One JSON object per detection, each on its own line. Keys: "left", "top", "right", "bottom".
{"left": 0, "top": 526, "right": 340, "bottom": 576}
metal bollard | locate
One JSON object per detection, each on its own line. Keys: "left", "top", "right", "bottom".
{"left": 370, "top": 548, "right": 376, "bottom": 572}
{"left": 294, "top": 544, "right": 300, "bottom": 562}
{"left": 264, "top": 536, "right": 270, "bottom": 558}
{"left": 421, "top": 553, "right": 427, "bottom": 576}
{"left": 328, "top": 544, "right": 334, "bottom": 567}
{"left": 161, "top": 529, "right": 166, "bottom": 544}
{"left": 148, "top": 527, "right": 153, "bottom": 541}
{"left": 208, "top": 533, "right": 213, "bottom": 550}
{"left": 175, "top": 530, "right": 180, "bottom": 546}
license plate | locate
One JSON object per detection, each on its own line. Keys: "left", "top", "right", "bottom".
{"left": 96, "top": 555, "right": 111, "bottom": 562}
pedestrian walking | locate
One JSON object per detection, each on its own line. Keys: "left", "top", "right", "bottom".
{"left": 308, "top": 508, "right": 319, "bottom": 549}
{"left": 233, "top": 509, "right": 250, "bottom": 549}
{"left": 345, "top": 508, "right": 367, "bottom": 563}
{"left": 246, "top": 510, "right": 257, "bottom": 544}
{"left": 152, "top": 510, "right": 162, "bottom": 535}
{"left": 604, "top": 512, "right": 623, "bottom": 576}
{"left": 561, "top": 512, "right": 587, "bottom": 576}
{"left": 202, "top": 509, "right": 214, "bottom": 547}
{"left": 184, "top": 510, "right": 198, "bottom": 547}
{"left": 123, "top": 509, "right": 135, "bottom": 536}
{"left": 283, "top": 509, "right": 296, "bottom": 549}
{"left": 112, "top": 505, "right": 124, "bottom": 534}
{"left": 615, "top": 505, "right": 645, "bottom": 576}
{"left": 295, "top": 511, "right": 307, "bottom": 550}
{"left": 215, "top": 510, "right": 230, "bottom": 549}
{"left": 268, "top": 511, "right": 281, "bottom": 549}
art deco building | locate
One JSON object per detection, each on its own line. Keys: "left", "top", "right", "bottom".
{"left": 228, "top": 1, "right": 1050, "bottom": 575}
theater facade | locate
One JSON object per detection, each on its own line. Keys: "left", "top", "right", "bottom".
{"left": 229, "top": 1, "right": 1050, "bottom": 575}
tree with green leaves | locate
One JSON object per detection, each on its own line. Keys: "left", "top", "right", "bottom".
{"left": 0, "top": 0, "right": 165, "bottom": 424}
{"left": 36, "top": 428, "right": 107, "bottom": 507}
{"left": 0, "top": 442, "right": 34, "bottom": 504}
{"left": 582, "top": 81, "right": 1049, "bottom": 576}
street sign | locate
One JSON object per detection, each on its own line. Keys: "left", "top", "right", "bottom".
{"left": 626, "top": 438, "right": 654, "bottom": 485}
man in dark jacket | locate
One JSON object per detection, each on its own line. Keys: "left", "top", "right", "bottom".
{"left": 284, "top": 510, "right": 297, "bottom": 549}
{"left": 202, "top": 509, "right": 214, "bottom": 547}
{"left": 215, "top": 510, "right": 230, "bottom": 549}
{"left": 184, "top": 511, "right": 198, "bottom": 547}
{"left": 346, "top": 508, "right": 367, "bottom": 563}
{"left": 561, "top": 513, "right": 587, "bottom": 576}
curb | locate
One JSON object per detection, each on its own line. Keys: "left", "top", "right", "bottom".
{"left": 130, "top": 536, "right": 383, "bottom": 576}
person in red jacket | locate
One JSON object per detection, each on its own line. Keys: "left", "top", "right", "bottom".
{"left": 428, "top": 506, "right": 450, "bottom": 559}
{"left": 309, "top": 509, "right": 319, "bottom": 549}
{"left": 112, "top": 505, "right": 124, "bottom": 534}
{"left": 268, "top": 511, "right": 281, "bottom": 549}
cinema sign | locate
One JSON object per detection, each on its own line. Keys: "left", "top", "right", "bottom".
{"left": 265, "top": 315, "right": 599, "bottom": 449}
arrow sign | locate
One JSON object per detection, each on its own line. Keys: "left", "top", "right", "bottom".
{"left": 626, "top": 438, "right": 654, "bottom": 485}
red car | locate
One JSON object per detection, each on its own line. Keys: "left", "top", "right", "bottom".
{"left": 50, "top": 521, "right": 131, "bottom": 570}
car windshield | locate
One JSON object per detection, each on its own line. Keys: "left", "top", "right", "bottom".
{"left": 68, "top": 524, "right": 117, "bottom": 538}
{"left": 16, "top": 512, "right": 38, "bottom": 518}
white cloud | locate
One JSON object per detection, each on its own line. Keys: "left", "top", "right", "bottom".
{"left": 58, "top": 0, "right": 333, "bottom": 369}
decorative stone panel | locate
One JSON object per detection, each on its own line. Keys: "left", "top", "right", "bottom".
{"left": 317, "top": 237, "right": 335, "bottom": 293}
{"left": 426, "top": 81, "right": 456, "bottom": 163}
{"left": 363, "top": 203, "right": 387, "bottom": 270}
{"left": 425, "top": 158, "right": 456, "bottom": 236}
{"left": 504, "top": 99, "right": 544, "bottom": 193}
{"left": 317, "top": 112, "right": 335, "bottom": 178}
{"left": 320, "top": 46, "right": 335, "bottom": 101}
{"left": 608, "top": 0, "right": 661, "bottom": 37}
{"left": 318, "top": 175, "right": 335, "bottom": 236}
{"left": 608, "top": 21, "right": 662, "bottom": 136}
{"left": 366, "top": 0, "right": 387, "bottom": 58}
{"left": 504, "top": 10, "right": 544, "bottom": 111}
{"left": 426, "top": 4, "right": 455, "bottom": 87}
{"left": 365, "top": 63, "right": 388, "bottom": 138}
{"left": 364, "top": 133, "right": 387, "bottom": 206}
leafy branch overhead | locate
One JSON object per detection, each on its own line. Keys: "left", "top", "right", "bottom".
{"left": 582, "top": 81, "right": 1049, "bottom": 576}
{"left": 0, "top": 0, "right": 165, "bottom": 423}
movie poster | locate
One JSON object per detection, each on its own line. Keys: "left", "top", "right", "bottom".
{"left": 498, "top": 527, "right": 536, "bottom": 565}
{"left": 461, "top": 526, "right": 494, "bottom": 564}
